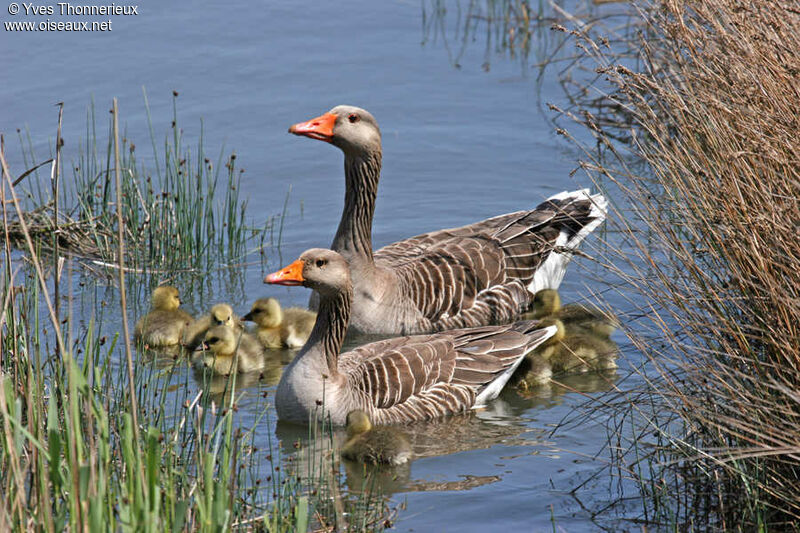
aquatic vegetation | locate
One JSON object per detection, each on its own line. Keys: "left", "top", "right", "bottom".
{"left": 556, "top": 0, "right": 800, "bottom": 528}
{"left": 4, "top": 91, "right": 279, "bottom": 285}
{"left": 0, "top": 101, "right": 394, "bottom": 531}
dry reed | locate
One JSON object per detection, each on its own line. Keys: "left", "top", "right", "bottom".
{"left": 557, "top": 0, "right": 800, "bottom": 528}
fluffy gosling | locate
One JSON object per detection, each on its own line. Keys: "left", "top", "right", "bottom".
{"left": 242, "top": 298, "right": 316, "bottom": 349}
{"left": 183, "top": 303, "right": 244, "bottom": 348}
{"left": 538, "top": 319, "right": 618, "bottom": 375}
{"left": 530, "top": 289, "right": 618, "bottom": 338}
{"left": 134, "top": 286, "right": 194, "bottom": 348}
{"left": 341, "top": 410, "right": 412, "bottom": 466}
{"left": 194, "top": 325, "right": 265, "bottom": 375}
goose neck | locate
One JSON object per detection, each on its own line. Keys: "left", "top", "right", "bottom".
{"left": 331, "top": 152, "right": 381, "bottom": 264}
{"left": 306, "top": 286, "right": 352, "bottom": 376}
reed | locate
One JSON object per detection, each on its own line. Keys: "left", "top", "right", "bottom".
{"left": 4, "top": 91, "right": 278, "bottom": 282}
{"left": 555, "top": 0, "right": 800, "bottom": 528}
{"left": 421, "top": 0, "right": 570, "bottom": 73}
{"left": 0, "top": 97, "right": 391, "bottom": 531}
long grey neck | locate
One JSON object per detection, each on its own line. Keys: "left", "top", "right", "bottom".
{"left": 306, "top": 285, "right": 352, "bottom": 376}
{"left": 331, "top": 151, "right": 382, "bottom": 265}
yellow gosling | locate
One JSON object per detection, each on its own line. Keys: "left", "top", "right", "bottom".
{"left": 530, "top": 289, "right": 618, "bottom": 338}
{"left": 341, "top": 410, "right": 412, "bottom": 466}
{"left": 537, "top": 319, "right": 619, "bottom": 375}
{"left": 242, "top": 298, "right": 316, "bottom": 349}
{"left": 134, "top": 286, "right": 194, "bottom": 348}
{"left": 194, "top": 325, "right": 265, "bottom": 375}
{"left": 183, "top": 303, "right": 245, "bottom": 348}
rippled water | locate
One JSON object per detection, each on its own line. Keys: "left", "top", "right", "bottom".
{"left": 3, "top": 1, "right": 642, "bottom": 530}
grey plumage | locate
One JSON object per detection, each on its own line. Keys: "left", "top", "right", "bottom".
{"left": 266, "top": 249, "right": 557, "bottom": 425}
{"left": 289, "top": 105, "right": 607, "bottom": 336}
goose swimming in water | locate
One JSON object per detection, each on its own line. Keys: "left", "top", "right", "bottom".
{"left": 288, "top": 105, "right": 607, "bottom": 335}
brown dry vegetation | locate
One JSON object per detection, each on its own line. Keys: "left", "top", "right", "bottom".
{"left": 558, "top": 0, "right": 800, "bottom": 528}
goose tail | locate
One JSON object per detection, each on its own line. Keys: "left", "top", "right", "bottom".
{"left": 528, "top": 189, "right": 607, "bottom": 294}
{"left": 473, "top": 324, "right": 558, "bottom": 408}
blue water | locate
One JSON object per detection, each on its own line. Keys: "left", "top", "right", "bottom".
{"left": 3, "top": 1, "right": 643, "bottom": 530}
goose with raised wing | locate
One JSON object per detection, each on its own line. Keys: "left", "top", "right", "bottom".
{"left": 265, "top": 248, "right": 556, "bottom": 425}
{"left": 289, "top": 106, "right": 607, "bottom": 335}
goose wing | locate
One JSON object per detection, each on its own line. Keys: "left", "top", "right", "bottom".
{"left": 338, "top": 321, "right": 553, "bottom": 420}
{"left": 375, "top": 192, "right": 605, "bottom": 324}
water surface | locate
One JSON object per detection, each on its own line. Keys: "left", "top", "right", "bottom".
{"left": 3, "top": 1, "right": 642, "bottom": 530}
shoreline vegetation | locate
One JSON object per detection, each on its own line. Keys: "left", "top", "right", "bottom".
{"left": 2, "top": 0, "right": 798, "bottom": 530}
{"left": 556, "top": 0, "right": 800, "bottom": 528}
{"left": 425, "top": 0, "right": 800, "bottom": 528}
{"left": 0, "top": 96, "right": 395, "bottom": 531}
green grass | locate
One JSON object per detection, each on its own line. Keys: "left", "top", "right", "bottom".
{"left": 0, "top": 96, "right": 393, "bottom": 532}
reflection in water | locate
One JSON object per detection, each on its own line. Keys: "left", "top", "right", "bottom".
{"left": 421, "top": 0, "right": 572, "bottom": 73}
{"left": 501, "top": 369, "right": 619, "bottom": 410}
{"left": 189, "top": 350, "right": 287, "bottom": 404}
{"left": 270, "top": 375, "right": 624, "bottom": 500}
{"left": 406, "top": 474, "right": 501, "bottom": 493}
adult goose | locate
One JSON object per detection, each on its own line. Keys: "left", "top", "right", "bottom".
{"left": 265, "top": 248, "right": 556, "bottom": 425}
{"left": 289, "top": 106, "right": 607, "bottom": 335}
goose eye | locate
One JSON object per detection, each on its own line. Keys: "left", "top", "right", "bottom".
{"left": 347, "top": 114, "right": 359, "bottom": 124}
{"left": 316, "top": 259, "right": 326, "bottom": 268}
{"left": 208, "top": 337, "right": 218, "bottom": 344}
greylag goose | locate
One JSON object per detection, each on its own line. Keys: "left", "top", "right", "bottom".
{"left": 289, "top": 105, "right": 607, "bottom": 336}
{"left": 265, "top": 248, "right": 556, "bottom": 425}
{"left": 134, "top": 286, "right": 194, "bottom": 347}
{"left": 242, "top": 298, "right": 316, "bottom": 349}
{"left": 183, "top": 303, "right": 245, "bottom": 349}
{"left": 528, "top": 289, "right": 618, "bottom": 338}
{"left": 341, "top": 410, "right": 412, "bottom": 465}
{"left": 193, "top": 325, "right": 265, "bottom": 375}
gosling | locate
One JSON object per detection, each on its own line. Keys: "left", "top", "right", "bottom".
{"left": 537, "top": 319, "right": 618, "bottom": 375}
{"left": 530, "top": 289, "right": 618, "bottom": 338}
{"left": 341, "top": 410, "right": 412, "bottom": 466}
{"left": 242, "top": 298, "right": 316, "bottom": 349}
{"left": 183, "top": 303, "right": 245, "bottom": 349}
{"left": 512, "top": 351, "right": 553, "bottom": 391}
{"left": 134, "top": 286, "right": 194, "bottom": 348}
{"left": 194, "top": 325, "right": 265, "bottom": 375}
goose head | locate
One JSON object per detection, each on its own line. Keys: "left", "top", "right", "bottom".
{"left": 345, "top": 409, "right": 373, "bottom": 438}
{"left": 289, "top": 105, "right": 381, "bottom": 157}
{"left": 532, "top": 289, "right": 561, "bottom": 318}
{"left": 264, "top": 248, "right": 350, "bottom": 298}
{"left": 152, "top": 286, "right": 182, "bottom": 311}
{"left": 242, "top": 298, "right": 283, "bottom": 328}
{"left": 210, "top": 303, "right": 235, "bottom": 327}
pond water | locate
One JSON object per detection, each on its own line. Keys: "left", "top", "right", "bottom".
{"left": 3, "top": 0, "right": 644, "bottom": 530}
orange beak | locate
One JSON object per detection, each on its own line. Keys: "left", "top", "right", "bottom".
{"left": 264, "top": 259, "right": 305, "bottom": 286}
{"left": 288, "top": 112, "right": 337, "bottom": 142}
